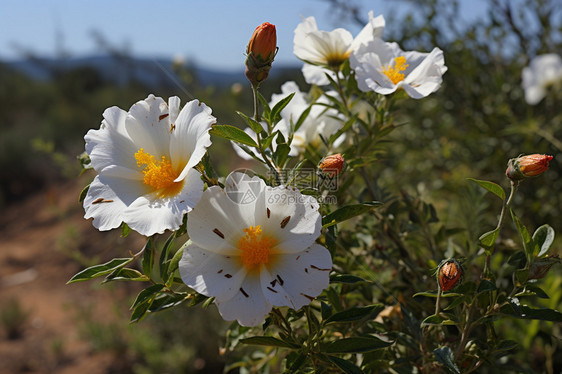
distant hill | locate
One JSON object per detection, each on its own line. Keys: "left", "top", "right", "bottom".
{"left": 2, "top": 55, "right": 300, "bottom": 88}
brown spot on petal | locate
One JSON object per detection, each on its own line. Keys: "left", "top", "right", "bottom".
{"left": 267, "top": 287, "right": 278, "bottom": 293}
{"left": 240, "top": 287, "right": 249, "bottom": 298}
{"left": 267, "top": 208, "right": 271, "bottom": 218}
{"left": 305, "top": 268, "right": 309, "bottom": 273}
{"left": 301, "top": 293, "right": 315, "bottom": 301}
{"left": 92, "top": 198, "right": 114, "bottom": 204}
{"left": 217, "top": 269, "right": 223, "bottom": 274}
{"left": 170, "top": 124, "right": 176, "bottom": 133}
{"left": 270, "top": 279, "right": 277, "bottom": 287}
{"left": 276, "top": 274, "right": 284, "bottom": 286}
{"left": 213, "top": 228, "right": 225, "bottom": 239}
{"left": 280, "top": 216, "right": 291, "bottom": 229}
{"left": 310, "top": 264, "right": 331, "bottom": 271}
{"left": 224, "top": 274, "right": 232, "bottom": 278}
{"left": 159, "top": 113, "right": 169, "bottom": 121}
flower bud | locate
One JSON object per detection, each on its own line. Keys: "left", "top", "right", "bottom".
{"left": 318, "top": 153, "right": 345, "bottom": 178}
{"left": 245, "top": 22, "right": 277, "bottom": 87}
{"left": 506, "top": 154, "right": 554, "bottom": 180}
{"left": 437, "top": 259, "right": 463, "bottom": 292}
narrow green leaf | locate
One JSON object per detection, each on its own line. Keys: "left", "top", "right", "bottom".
{"left": 326, "top": 355, "right": 363, "bottom": 374}
{"left": 400, "top": 303, "right": 422, "bottom": 342}
{"left": 516, "top": 285, "right": 549, "bottom": 299}
{"left": 532, "top": 224, "right": 555, "bottom": 257}
{"left": 468, "top": 178, "right": 506, "bottom": 200}
{"left": 500, "top": 304, "right": 562, "bottom": 322}
{"left": 209, "top": 125, "right": 257, "bottom": 147}
{"left": 434, "top": 346, "right": 460, "bottom": 374}
{"left": 103, "top": 268, "right": 147, "bottom": 283}
{"left": 142, "top": 238, "right": 154, "bottom": 277}
{"left": 328, "top": 115, "right": 357, "bottom": 145}
{"left": 510, "top": 209, "right": 533, "bottom": 258}
{"left": 329, "top": 274, "right": 367, "bottom": 284}
{"left": 273, "top": 143, "right": 291, "bottom": 166}
{"left": 130, "top": 300, "right": 152, "bottom": 323}
{"left": 413, "top": 291, "right": 462, "bottom": 298}
{"left": 148, "top": 293, "right": 187, "bottom": 312}
{"left": 78, "top": 184, "right": 90, "bottom": 202}
{"left": 324, "top": 304, "right": 384, "bottom": 324}
{"left": 293, "top": 105, "right": 312, "bottom": 133}
{"left": 270, "top": 93, "right": 295, "bottom": 123}
{"left": 477, "top": 279, "right": 497, "bottom": 294}
{"left": 159, "top": 233, "right": 176, "bottom": 282}
{"left": 322, "top": 202, "right": 383, "bottom": 227}
{"left": 421, "top": 314, "right": 444, "bottom": 326}
{"left": 67, "top": 258, "right": 133, "bottom": 283}
{"left": 236, "top": 111, "right": 264, "bottom": 134}
{"left": 324, "top": 337, "right": 392, "bottom": 353}
{"left": 240, "top": 336, "right": 299, "bottom": 349}
{"left": 321, "top": 301, "right": 333, "bottom": 321}
{"left": 131, "top": 284, "right": 165, "bottom": 309}
{"left": 286, "top": 352, "right": 308, "bottom": 372}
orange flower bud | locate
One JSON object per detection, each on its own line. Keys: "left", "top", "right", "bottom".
{"left": 437, "top": 259, "right": 463, "bottom": 292}
{"left": 245, "top": 22, "right": 277, "bottom": 87}
{"left": 506, "top": 154, "right": 554, "bottom": 180}
{"left": 318, "top": 153, "right": 346, "bottom": 178}
{"left": 247, "top": 22, "right": 277, "bottom": 62}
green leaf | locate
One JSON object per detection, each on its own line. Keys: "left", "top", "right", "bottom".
{"left": 434, "top": 346, "right": 460, "bottom": 374}
{"left": 532, "top": 224, "right": 555, "bottom": 257}
{"left": 328, "top": 115, "right": 357, "bottom": 145}
{"left": 323, "top": 337, "right": 393, "bottom": 353}
{"left": 413, "top": 291, "right": 462, "bottom": 298}
{"left": 468, "top": 178, "right": 506, "bottom": 200}
{"left": 516, "top": 285, "right": 549, "bottom": 299}
{"left": 240, "top": 336, "right": 299, "bottom": 349}
{"left": 325, "top": 355, "right": 363, "bottom": 374}
{"left": 130, "top": 299, "right": 152, "bottom": 323}
{"left": 324, "top": 304, "right": 384, "bottom": 324}
{"left": 102, "top": 268, "right": 147, "bottom": 283}
{"left": 293, "top": 105, "right": 312, "bottom": 133}
{"left": 478, "top": 228, "right": 499, "bottom": 250}
{"left": 477, "top": 279, "right": 497, "bottom": 294}
{"left": 78, "top": 184, "right": 90, "bottom": 202}
{"left": 322, "top": 202, "right": 383, "bottom": 227}
{"left": 500, "top": 303, "right": 562, "bottom": 322}
{"left": 121, "top": 222, "right": 131, "bottom": 238}
{"left": 329, "top": 274, "right": 367, "bottom": 284}
{"left": 286, "top": 352, "right": 308, "bottom": 372}
{"left": 142, "top": 238, "right": 154, "bottom": 277}
{"left": 510, "top": 209, "right": 533, "bottom": 258}
{"left": 148, "top": 293, "right": 187, "bottom": 312}
{"left": 400, "top": 303, "right": 422, "bottom": 342}
{"left": 272, "top": 143, "right": 291, "bottom": 166}
{"left": 209, "top": 125, "right": 257, "bottom": 147}
{"left": 270, "top": 92, "right": 295, "bottom": 123}
{"left": 67, "top": 258, "right": 134, "bottom": 283}
{"left": 321, "top": 301, "right": 333, "bottom": 321}
{"left": 236, "top": 111, "right": 264, "bottom": 134}
{"left": 131, "top": 284, "right": 165, "bottom": 309}
{"left": 421, "top": 315, "right": 444, "bottom": 326}
{"left": 159, "top": 233, "right": 176, "bottom": 282}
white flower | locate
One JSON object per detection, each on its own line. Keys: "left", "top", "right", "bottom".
{"left": 232, "top": 82, "right": 345, "bottom": 159}
{"left": 350, "top": 38, "right": 447, "bottom": 99}
{"left": 294, "top": 11, "right": 385, "bottom": 85}
{"left": 83, "top": 94, "right": 215, "bottom": 236}
{"left": 179, "top": 173, "right": 332, "bottom": 326}
{"left": 522, "top": 53, "right": 562, "bottom": 105}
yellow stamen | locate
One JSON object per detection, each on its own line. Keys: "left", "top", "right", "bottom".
{"left": 382, "top": 56, "right": 409, "bottom": 84}
{"left": 237, "top": 225, "right": 276, "bottom": 271}
{"left": 134, "top": 148, "right": 183, "bottom": 197}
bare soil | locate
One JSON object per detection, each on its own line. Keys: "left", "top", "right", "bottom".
{"left": 0, "top": 178, "right": 145, "bottom": 374}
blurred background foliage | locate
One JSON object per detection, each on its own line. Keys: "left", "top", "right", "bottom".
{"left": 0, "top": 0, "right": 560, "bottom": 372}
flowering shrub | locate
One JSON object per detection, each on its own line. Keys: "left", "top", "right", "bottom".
{"left": 71, "top": 10, "right": 561, "bottom": 374}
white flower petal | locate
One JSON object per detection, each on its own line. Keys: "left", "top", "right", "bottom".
{"left": 85, "top": 106, "right": 139, "bottom": 173}
{"left": 257, "top": 186, "right": 321, "bottom": 253}
{"left": 179, "top": 243, "right": 247, "bottom": 301}
{"left": 125, "top": 95, "right": 171, "bottom": 158}
{"left": 350, "top": 11, "right": 385, "bottom": 51}
{"left": 121, "top": 171, "right": 203, "bottom": 236}
{"left": 187, "top": 184, "right": 256, "bottom": 254}
{"left": 215, "top": 273, "right": 271, "bottom": 326}
{"left": 263, "top": 244, "right": 332, "bottom": 310}
{"left": 83, "top": 174, "right": 147, "bottom": 231}
{"left": 170, "top": 100, "right": 215, "bottom": 181}
{"left": 522, "top": 54, "right": 562, "bottom": 105}
{"left": 302, "top": 63, "right": 334, "bottom": 86}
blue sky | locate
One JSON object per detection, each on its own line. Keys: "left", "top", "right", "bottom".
{"left": 0, "top": 0, "right": 488, "bottom": 71}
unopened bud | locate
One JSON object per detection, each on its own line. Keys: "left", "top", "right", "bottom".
{"left": 506, "top": 154, "right": 554, "bottom": 180}
{"left": 437, "top": 259, "right": 463, "bottom": 292}
{"left": 245, "top": 22, "right": 277, "bottom": 87}
{"left": 318, "top": 153, "right": 345, "bottom": 178}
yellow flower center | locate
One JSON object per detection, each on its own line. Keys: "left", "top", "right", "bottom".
{"left": 134, "top": 148, "right": 184, "bottom": 197}
{"left": 237, "top": 225, "right": 276, "bottom": 271}
{"left": 325, "top": 50, "right": 351, "bottom": 68}
{"left": 382, "top": 56, "right": 409, "bottom": 84}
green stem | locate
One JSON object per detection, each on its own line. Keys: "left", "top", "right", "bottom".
{"left": 434, "top": 288, "right": 442, "bottom": 316}
{"left": 251, "top": 84, "right": 261, "bottom": 123}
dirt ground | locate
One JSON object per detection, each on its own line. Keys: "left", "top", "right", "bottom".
{"left": 0, "top": 178, "right": 146, "bottom": 374}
